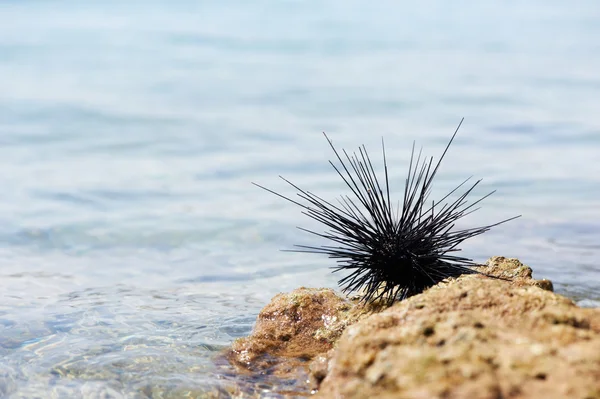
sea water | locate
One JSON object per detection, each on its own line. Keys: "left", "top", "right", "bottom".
{"left": 1, "top": 1, "right": 599, "bottom": 397}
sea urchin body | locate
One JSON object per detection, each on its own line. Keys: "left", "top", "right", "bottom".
{"left": 254, "top": 120, "right": 520, "bottom": 304}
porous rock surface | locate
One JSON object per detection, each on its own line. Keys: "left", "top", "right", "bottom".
{"left": 228, "top": 287, "right": 379, "bottom": 374}
{"left": 227, "top": 257, "right": 600, "bottom": 399}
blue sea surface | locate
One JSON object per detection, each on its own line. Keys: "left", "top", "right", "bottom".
{"left": 1, "top": 1, "right": 599, "bottom": 397}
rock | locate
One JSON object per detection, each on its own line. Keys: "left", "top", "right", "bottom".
{"left": 315, "top": 257, "right": 600, "bottom": 399}
{"left": 226, "top": 287, "right": 379, "bottom": 377}
{"left": 223, "top": 257, "right": 600, "bottom": 398}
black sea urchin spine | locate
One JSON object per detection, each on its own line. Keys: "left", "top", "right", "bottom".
{"left": 254, "top": 119, "right": 520, "bottom": 304}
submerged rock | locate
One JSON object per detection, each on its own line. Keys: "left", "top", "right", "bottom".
{"left": 225, "top": 258, "right": 600, "bottom": 398}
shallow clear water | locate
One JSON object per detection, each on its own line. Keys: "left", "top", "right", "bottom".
{"left": 1, "top": 1, "right": 599, "bottom": 397}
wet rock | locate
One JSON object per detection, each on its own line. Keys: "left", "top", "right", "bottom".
{"left": 315, "top": 257, "right": 600, "bottom": 399}
{"left": 226, "top": 287, "right": 377, "bottom": 378}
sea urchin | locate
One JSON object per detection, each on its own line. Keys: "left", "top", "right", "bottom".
{"left": 253, "top": 120, "right": 520, "bottom": 304}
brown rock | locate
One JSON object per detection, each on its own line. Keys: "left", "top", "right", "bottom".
{"left": 226, "top": 287, "right": 377, "bottom": 376}
{"left": 315, "top": 257, "right": 600, "bottom": 399}
{"left": 221, "top": 257, "right": 599, "bottom": 398}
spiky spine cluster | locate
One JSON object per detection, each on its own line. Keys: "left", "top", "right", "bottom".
{"left": 254, "top": 120, "right": 519, "bottom": 304}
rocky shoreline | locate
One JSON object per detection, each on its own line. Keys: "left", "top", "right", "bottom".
{"left": 225, "top": 257, "right": 600, "bottom": 398}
